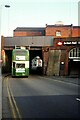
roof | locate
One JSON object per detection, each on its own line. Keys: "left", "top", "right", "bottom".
{"left": 46, "top": 24, "right": 80, "bottom": 28}
{"left": 46, "top": 24, "right": 73, "bottom": 27}
{"left": 73, "top": 26, "right": 80, "bottom": 28}
{"left": 14, "top": 27, "right": 45, "bottom": 32}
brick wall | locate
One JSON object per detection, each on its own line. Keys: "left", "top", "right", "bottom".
{"left": 1, "top": 36, "right": 4, "bottom": 50}
{"left": 45, "top": 25, "right": 80, "bottom": 38}
{"left": 73, "top": 27, "right": 80, "bottom": 37}
{"left": 60, "top": 50, "right": 68, "bottom": 76}
{"left": 53, "top": 37, "right": 80, "bottom": 76}
{"left": 46, "top": 26, "right": 71, "bottom": 37}
{"left": 13, "top": 25, "right": 80, "bottom": 37}
{"left": 14, "top": 31, "right": 44, "bottom": 36}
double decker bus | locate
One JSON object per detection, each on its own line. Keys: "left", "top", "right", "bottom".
{"left": 12, "top": 48, "right": 29, "bottom": 77}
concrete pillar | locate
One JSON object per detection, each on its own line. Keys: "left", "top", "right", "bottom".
{"left": 46, "top": 50, "right": 61, "bottom": 76}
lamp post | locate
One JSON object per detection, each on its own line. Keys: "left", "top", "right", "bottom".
{"left": 0, "top": 4, "right": 10, "bottom": 119}
{"left": 0, "top": 4, "right": 10, "bottom": 75}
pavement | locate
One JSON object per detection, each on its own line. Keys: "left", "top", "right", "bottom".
{"left": 43, "top": 75, "right": 80, "bottom": 86}
{"left": 2, "top": 74, "right": 12, "bottom": 119}
{"left": 0, "top": 75, "right": 2, "bottom": 120}
{"left": 30, "top": 70, "right": 80, "bottom": 86}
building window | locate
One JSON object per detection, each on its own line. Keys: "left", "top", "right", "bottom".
{"left": 69, "top": 47, "right": 80, "bottom": 58}
{"left": 56, "top": 31, "right": 61, "bottom": 36}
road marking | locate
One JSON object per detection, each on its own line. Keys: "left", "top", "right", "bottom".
{"left": 9, "top": 83, "right": 22, "bottom": 119}
{"left": 6, "top": 77, "right": 17, "bottom": 118}
{"left": 76, "top": 98, "right": 80, "bottom": 102}
{"left": 6, "top": 77, "right": 22, "bottom": 119}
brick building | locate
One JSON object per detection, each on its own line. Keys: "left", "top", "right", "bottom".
{"left": 13, "top": 24, "right": 80, "bottom": 38}
{"left": 2, "top": 23, "right": 80, "bottom": 77}
{"left": 45, "top": 23, "right": 80, "bottom": 77}
{"left": 13, "top": 27, "right": 45, "bottom": 36}
{"left": 13, "top": 23, "right": 80, "bottom": 77}
{"left": 45, "top": 24, "right": 80, "bottom": 38}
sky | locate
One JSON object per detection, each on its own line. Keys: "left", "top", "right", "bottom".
{"left": 0, "top": 0, "right": 79, "bottom": 37}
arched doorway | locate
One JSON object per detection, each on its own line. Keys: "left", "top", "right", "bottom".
{"left": 68, "top": 47, "right": 80, "bottom": 77}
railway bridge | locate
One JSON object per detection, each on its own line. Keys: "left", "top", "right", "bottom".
{"left": 1, "top": 36, "right": 80, "bottom": 77}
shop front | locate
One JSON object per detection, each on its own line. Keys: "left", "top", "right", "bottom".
{"left": 54, "top": 37, "right": 80, "bottom": 77}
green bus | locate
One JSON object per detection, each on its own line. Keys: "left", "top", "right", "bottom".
{"left": 12, "top": 48, "right": 29, "bottom": 77}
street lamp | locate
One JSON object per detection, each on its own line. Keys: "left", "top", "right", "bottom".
{"left": 0, "top": 4, "right": 10, "bottom": 120}
{"left": 0, "top": 4, "right": 10, "bottom": 75}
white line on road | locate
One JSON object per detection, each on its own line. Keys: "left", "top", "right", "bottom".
{"left": 76, "top": 98, "right": 80, "bottom": 102}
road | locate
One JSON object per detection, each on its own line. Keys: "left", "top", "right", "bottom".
{"left": 2, "top": 75, "right": 80, "bottom": 119}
